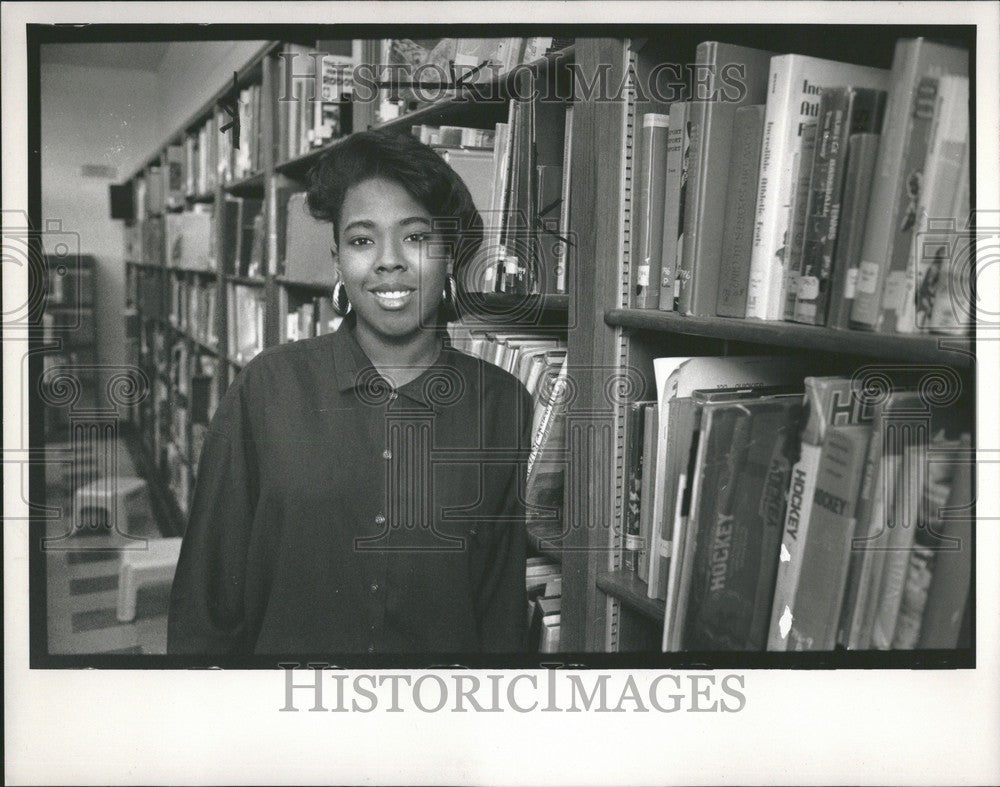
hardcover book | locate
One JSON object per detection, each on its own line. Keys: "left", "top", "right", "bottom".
{"left": 682, "top": 394, "right": 804, "bottom": 651}
{"left": 892, "top": 75, "right": 969, "bottom": 334}
{"left": 678, "top": 42, "right": 775, "bottom": 316}
{"left": 715, "top": 105, "right": 765, "bottom": 317}
{"left": 826, "top": 133, "right": 881, "bottom": 328}
{"left": 658, "top": 101, "right": 687, "bottom": 312}
{"left": 632, "top": 113, "right": 671, "bottom": 309}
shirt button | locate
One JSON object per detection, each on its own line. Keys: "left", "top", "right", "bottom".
{"left": 374, "top": 513, "right": 386, "bottom": 525}
{"left": 382, "top": 449, "right": 392, "bottom": 460}
{"left": 369, "top": 582, "right": 379, "bottom": 595}
{"left": 388, "top": 391, "right": 398, "bottom": 402}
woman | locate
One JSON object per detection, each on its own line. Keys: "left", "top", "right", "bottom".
{"left": 168, "top": 129, "right": 533, "bottom": 654}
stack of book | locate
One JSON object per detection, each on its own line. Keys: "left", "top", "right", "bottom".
{"left": 630, "top": 37, "right": 971, "bottom": 336}
{"left": 526, "top": 557, "right": 562, "bottom": 652}
{"left": 283, "top": 293, "right": 341, "bottom": 342}
{"left": 623, "top": 357, "right": 973, "bottom": 652}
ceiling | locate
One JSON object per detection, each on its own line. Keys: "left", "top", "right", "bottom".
{"left": 40, "top": 42, "right": 171, "bottom": 72}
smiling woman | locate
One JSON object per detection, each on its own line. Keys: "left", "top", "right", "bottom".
{"left": 167, "top": 130, "right": 533, "bottom": 656}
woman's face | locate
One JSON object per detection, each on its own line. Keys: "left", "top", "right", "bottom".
{"left": 334, "top": 176, "right": 448, "bottom": 340}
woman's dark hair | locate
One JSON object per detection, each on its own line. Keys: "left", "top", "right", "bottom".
{"left": 306, "top": 129, "right": 484, "bottom": 309}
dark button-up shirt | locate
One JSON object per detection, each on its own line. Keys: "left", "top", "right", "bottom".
{"left": 167, "top": 321, "right": 532, "bottom": 655}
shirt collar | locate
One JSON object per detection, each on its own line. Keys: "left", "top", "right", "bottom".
{"left": 332, "top": 320, "right": 458, "bottom": 413}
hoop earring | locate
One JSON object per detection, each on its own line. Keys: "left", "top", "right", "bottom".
{"left": 332, "top": 281, "right": 352, "bottom": 316}
{"left": 441, "top": 274, "right": 459, "bottom": 322}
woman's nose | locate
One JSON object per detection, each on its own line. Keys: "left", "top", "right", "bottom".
{"left": 374, "top": 239, "right": 408, "bottom": 272}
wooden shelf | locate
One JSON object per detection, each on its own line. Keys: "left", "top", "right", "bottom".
{"left": 167, "top": 266, "right": 218, "bottom": 278}
{"left": 225, "top": 274, "right": 267, "bottom": 287}
{"left": 224, "top": 171, "right": 265, "bottom": 194}
{"left": 275, "top": 275, "right": 335, "bottom": 290}
{"left": 605, "top": 308, "right": 975, "bottom": 368}
{"left": 274, "top": 44, "right": 577, "bottom": 176}
{"left": 596, "top": 570, "right": 665, "bottom": 623}
{"left": 459, "top": 292, "right": 569, "bottom": 327}
{"left": 526, "top": 519, "right": 564, "bottom": 563}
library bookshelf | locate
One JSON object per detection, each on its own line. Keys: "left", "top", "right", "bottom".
{"left": 121, "top": 30, "right": 974, "bottom": 661}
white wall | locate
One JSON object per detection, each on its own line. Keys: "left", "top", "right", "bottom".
{"left": 155, "top": 41, "right": 269, "bottom": 133}
{"left": 40, "top": 40, "right": 268, "bottom": 382}
{"left": 40, "top": 61, "right": 160, "bottom": 374}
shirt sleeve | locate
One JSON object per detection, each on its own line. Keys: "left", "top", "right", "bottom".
{"left": 167, "top": 372, "right": 259, "bottom": 654}
{"left": 474, "top": 383, "right": 533, "bottom": 652}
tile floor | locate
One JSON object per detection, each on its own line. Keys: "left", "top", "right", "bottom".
{"left": 45, "top": 436, "right": 173, "bottom": 655}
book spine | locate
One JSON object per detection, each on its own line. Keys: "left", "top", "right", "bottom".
{"left": 637, "top": 404, "right": 658, "bottom": 584}
{"left": 623, "top": 402, "right": 646, "bottom": 574}
{"left": 658, "top": 102, "right": 686, "bottom": 312}
{"left": 780, "top": 120, "right": 820, "bottom": 319}
{"left": 794, "top": 88, "right": 849, "bottom": 324}
{"left": 716, "top": 105, "right": 765, "bottom": 317}
{"left": 682, "top": 407, "right": 748, "bottom": 649}
{"left": 633, "top": 114, "right": 670, "bottom": 309}
{"left": 787, "top": 424, "right": 871, "bottom": 651}
{"left": 826, "top": 133, "right": 881, "bottom": 328}
{"left": 917, "top": 441, "right": 973, "bottom": 649}
{"left": 850, "top": 39, "right": 925, "bottom": 328}
{"left": 927, "top": 149, "right": 971, "bottom": 334}
{"left": 870, "top": 435, "right": 928, "bottom": 649}
{"left": 766, "top": 441, "right": 821, "bottom": 650}
{"left": 896, "top": 76, "right": 969, "bottom": 333}
{"left": 874, "top": 76, "right": 941, "bottom": 333}
{"left": 556, "top": 105, "right": 573, "bottom": 294}
{"left": 746, "top": 59, "right": 799, "bottom": 321}
{"left": 675, "top": 99, "right": 704, "bottom": 314}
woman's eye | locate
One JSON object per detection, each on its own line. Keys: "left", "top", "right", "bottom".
{"left": 405, "top": 232, "right": 430, "bottom": 243}
{"left": 348, "top": 237, "right": 373, "bottom": 247}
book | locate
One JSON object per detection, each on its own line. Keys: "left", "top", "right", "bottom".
{"left": 767, "top": 376, "right": 874, "bottom": 651}
{"left": 682, "top": 394, "right": 803, "bottom": 651}
{"left": 556, "top": 104, "right": 574, "bottom": 294}
{"left": 715, "top": 105, "right": 765, "bottom": 317}
{"left": 826, "top": 133, "right": 881, "bottom": 328}
{"left": 632, "top": 113, "right": 671, "bottom": 309}
{"left": 677, "top": 42, "right": 775, "bottom": 316}
{"left": 658, "top": 102, "right": 687, "bottom": 312}
{"left": 779, "top": 120, "right": 819, "bottom": 320}
{"left": 893, "top": 75, "right": 969, "bottom": 333}
{"left": 892, "top": 430, "right": 965, "bottom": 648}
{"left": 793, "top": 88, "right": 887, "bottom": 325}
{"left": 849, "top": 38, "right": 968, "bottom": 330}
{"left": 917, "top": 437, "right": 973, "bottom": 649}
{"left": 284, "top": 192, "right": 336, "bottom": 286}
{"left": 837, "top": 390, "right": 916, "bottom": 649}
{"left": 623, "top": 400, "right": 654, "bottom": 573}
{"left": 787, "top": 423, "right": 873, "bottom": 651}
{"left": 525, "top": 356, "right": 569, "bottom": 520}
{"left": 746, "top": 54, "right": 889, "bottom": 321}
{"left": 637, "top": 402, "right": 659, "bottom": 584}
{"left": 870, "top": 425, "right": 930, "bottom": 649}
{"left": 926, "top": 153, "right": 972, "bottom": 334}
